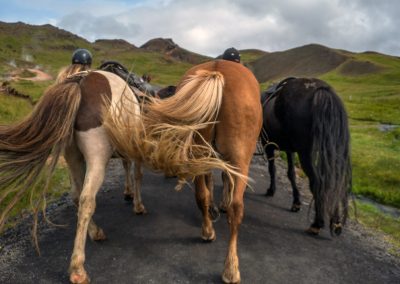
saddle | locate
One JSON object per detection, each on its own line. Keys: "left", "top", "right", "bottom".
{"left": 261, "top": 77, "right": 296, "bottom": 107}
{"left": 98, "top": 61, "right": 160, "bottom": 97}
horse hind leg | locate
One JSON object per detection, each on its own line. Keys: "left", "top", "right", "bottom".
{"left": 330, "top": 206, "right": 343, "bottom": 236}
{"left": 219, "top": 171, "right": 230, "bottom": 212}
{"left": 69, "top": 128, "right": 113, "bottom": 284}
{"left": 265, "top": 146, "right": 276, "bottom": 197}
{"left": 287, "top": 152, "right": 301, "bottom": 212}
{"left": 122, "top": 159, "right": 146, "bottom": 214}
{"left": 205, "top": 172, "right": 220, "bottom": 221}
{"left": 64, "top": 140, "right": 106, "bottom": 242}
{"left": 299, "top": 152, "right": 324, "bottom": 235}
{"left": 122, "top": 159, "right": 134, "bottom": 201}
{"left": 195, "top": 174, "right": 216, "bottom": 242}
{"left": 132, "top": 159, "right": 146, "bottom": 214}
{"left": 222, "top": 160, "right": 249, "bottom": 284}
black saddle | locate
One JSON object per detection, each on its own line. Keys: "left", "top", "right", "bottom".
{"left": 261, "top": 77, "right": 296, "bottom": 106}
{"left": 98, "top": 61, "right": 160, "bottom": 96}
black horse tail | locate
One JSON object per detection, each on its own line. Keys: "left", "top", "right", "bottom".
{"left": 311, "top": 87, "right": 352, "bottom": 234}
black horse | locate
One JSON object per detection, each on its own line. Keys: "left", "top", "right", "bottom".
{"left": 260, "top": 77, "right": 351, "bottom": 235}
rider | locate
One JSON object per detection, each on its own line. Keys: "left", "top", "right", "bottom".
{"left": 56, "top": 48, "right": 92, "bottom": 83}
{"left": 222, "top": 47, "right": 241, "bottom": 63}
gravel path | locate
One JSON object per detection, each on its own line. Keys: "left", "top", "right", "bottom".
{"left": 0, "top": 157, "right": 399, "bottom": 283}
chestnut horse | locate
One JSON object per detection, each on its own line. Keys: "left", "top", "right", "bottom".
{"left": 260, "top": 77, "right": 351, "bottom": 235}
{"left": 107, "top": 59, "right": 262, "bottom": 283}
{"left": 0, "top": 69, "right": 238, "bottom": 283}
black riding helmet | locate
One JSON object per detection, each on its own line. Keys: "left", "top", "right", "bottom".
{"left": 222, "top": 47, "right": 241, "bottom": 63}
{"left": 71, "top": 48, "right": 92, "bottom": 65}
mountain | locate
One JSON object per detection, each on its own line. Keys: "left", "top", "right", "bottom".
{"left": 0, "top": 22, "right": 214, "bottom": 88}
{"left": 0, "top": 21, "right": 92, "bottom": 73}
{"left": 93, "top": 39, "right": 138, "bottom": 51}
{"left": 248, "top": 44, "right": 351, "bottom": 82}
{"left": 0, "top": 21, "right": 392, "bottom": 85}
{"left": 140, "top": 38, "right": 210, "bottom": 64}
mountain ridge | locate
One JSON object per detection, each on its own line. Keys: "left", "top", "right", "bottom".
{"left": 0, "top": 21, "right": 394, "bottom": 83}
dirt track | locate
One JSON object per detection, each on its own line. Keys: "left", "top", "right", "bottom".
{"left": 14, "top": 68, "right": 53, "bottom": 81}
{"left": 0, "top": 157, "right": 399, "bottom": 283}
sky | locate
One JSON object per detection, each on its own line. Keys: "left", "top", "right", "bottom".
{"left": 0, "top": 0, "right": 399, "bottom": 57}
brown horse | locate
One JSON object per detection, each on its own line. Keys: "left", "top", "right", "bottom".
{"left": 106, "top": 59, "right": 262, "bottom": 283}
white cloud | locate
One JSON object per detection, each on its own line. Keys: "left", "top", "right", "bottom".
{"left": 47, "top": 0, "right": 400, "bottom": 56}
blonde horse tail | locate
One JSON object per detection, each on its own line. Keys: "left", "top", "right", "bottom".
{"left": 147, "top": 69, "right": 224, "bottom": 124}
{"left": 0, "top": 81, "right": 82, "bottom": 234}
{"left": 56, "top": 64, "right": 90, "bottom": 83}
{"left": 105, "top": 69, "right": 243, "bottom": 193}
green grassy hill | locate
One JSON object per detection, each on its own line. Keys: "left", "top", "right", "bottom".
{"left": 248, "top": 44, "right": 349, "bottom": 82}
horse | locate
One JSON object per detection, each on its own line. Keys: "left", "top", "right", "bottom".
{"left": 260, "top": 77, "right": 351, "bottom": 235}
{"left": 106, "top": 59, "right": 262, "bottom": 283}
{"left": 0, "top": 68, "right": 239, "bottom": 283}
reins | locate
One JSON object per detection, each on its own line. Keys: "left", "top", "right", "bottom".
{"left": 259, "top": 128, "right": 280, "bottom": 161}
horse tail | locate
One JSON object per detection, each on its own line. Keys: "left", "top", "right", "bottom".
{"left": 0, "top": 81, "right": 81, "bottom": 233}
{"left": 56, "top": 64, "right": 90, "bottom": 83}
{"left": 311, "top": 87, "right": 352, "bottom": 233}
{"left": 105, "top": 69, "right": 243, "bottom": 191}
{"left": 147, "top": 69, "right": 224, "bottom": 124}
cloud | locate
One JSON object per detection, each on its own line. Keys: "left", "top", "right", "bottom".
{"left": 47, "top": 0, "right": 400, "bottom": 56}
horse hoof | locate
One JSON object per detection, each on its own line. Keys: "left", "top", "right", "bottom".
{"left": 202, "top": 227, "right": 216, "bottom": 242}
{"left": 222, "top": 268, "right": 241, "bottom": 284}
{"left": 90, "top": 228, "right": 106, "bottom": 241}
{"left": 124, "top": 194, "right": 133, "bottom": 201}
{"left": 70, "top": 269, "right": 90, "bottom": 284}
{"left": 305, "top": 226, "right": 321, "bottom": 236}
{"left": 290, "top": 204, "right": 301, "bottom": 212}
{"left": 219, "top": 203, "right": 228, "bottom": 213}
{"left": 208, "top": 205, "right": 220, "bottom": 222}
{"left": 265, "top": 190, "right": 274, "bottom": 197}
{"left": 134, "top": 205, "right": 147, "bottom": 215}
{"left": 330, "top": 223, "right": 342, "bottom": 236}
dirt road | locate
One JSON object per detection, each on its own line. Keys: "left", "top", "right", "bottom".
{"left": 0, "top": 157, "right": 399, "bottom": 283}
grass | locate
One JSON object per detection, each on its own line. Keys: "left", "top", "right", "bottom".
{"left": 318, "top": 53, "right": 400, "bottom": 209}
{"left": 350, "top": 200, "right": 400, "bottom": 256}
{"left": 9, "top": 80, "right": 53, "bottom": 102}
{"left": 0, "top": 94, "right": 32, "bottom": 123}
{"left": 350, "top": 122, "right": 400, "bottom": 207}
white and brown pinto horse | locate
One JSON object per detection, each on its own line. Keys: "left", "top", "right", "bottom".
{"left": 0, "top": 70, "right": 149, "bottom": 283}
